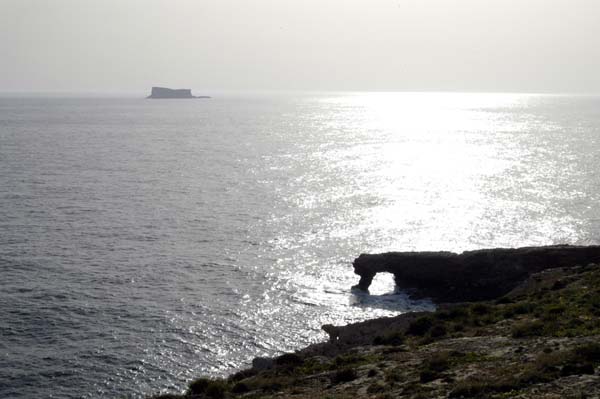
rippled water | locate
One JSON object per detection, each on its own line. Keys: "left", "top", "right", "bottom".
{"left": 1, "top": 92, "right": 599, "bottom": 398}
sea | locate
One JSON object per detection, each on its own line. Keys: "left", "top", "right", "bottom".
{"left": 1, "top": 92, "right": 599, "bottom": 398}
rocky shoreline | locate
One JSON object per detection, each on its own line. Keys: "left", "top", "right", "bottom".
{"left": 151, "top": 245, "right": 600, "bottom": 398}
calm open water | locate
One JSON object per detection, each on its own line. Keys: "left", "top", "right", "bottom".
{"left": 1, "top": 92, "right": 600, "bottom": 398}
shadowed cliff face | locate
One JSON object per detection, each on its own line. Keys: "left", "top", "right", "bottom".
{"left": 353, "top": 245, "right": 600, "bottom": 302}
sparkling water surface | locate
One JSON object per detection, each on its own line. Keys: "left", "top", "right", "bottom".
{"left": 1, "top": 92, "right": 599, "bottom": 398}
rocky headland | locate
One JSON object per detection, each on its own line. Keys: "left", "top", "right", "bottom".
{"left": 353, "top": 245, "right": 600, "bottom": 301}
{"left": 151, "top": 245, "right": 600, "bottom": 399}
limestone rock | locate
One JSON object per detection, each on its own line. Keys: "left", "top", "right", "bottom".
{"left": 352, "top": 245, "right": 600, "bottom": 302}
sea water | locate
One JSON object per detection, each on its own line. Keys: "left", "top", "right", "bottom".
{"left": 1, "top": 92, "right": 599, "bottom": 398}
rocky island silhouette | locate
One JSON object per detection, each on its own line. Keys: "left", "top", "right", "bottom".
{"left": 147, "top": 87, "right": 210, "bottom": 99}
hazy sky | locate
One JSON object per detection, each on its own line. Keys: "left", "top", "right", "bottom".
{"left": 2, "top": 0, "right": 600, "bottom": 93}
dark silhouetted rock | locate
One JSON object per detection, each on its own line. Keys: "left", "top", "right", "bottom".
{"left": 352, "top": 245, "right": 600, "bottom": 302}
{"left": 251, "top": 357, "right": 274, "bottom": 370}
{"left": 147, "top": 87, "right": 210, "bottom": 99}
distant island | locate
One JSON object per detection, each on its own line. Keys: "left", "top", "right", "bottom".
{"left": 147, "top": 87, "right": 210, "bottom": 99}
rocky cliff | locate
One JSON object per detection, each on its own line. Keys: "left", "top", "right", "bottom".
{"left": 148, "top": 245, "right": 600, "bottom": 399}
{"left": 151, "top": 261, "right": 600, "bottom": 399}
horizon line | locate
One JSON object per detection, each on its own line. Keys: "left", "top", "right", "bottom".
{"left": 1, "top": 89, "right": 600, "bottom": 97}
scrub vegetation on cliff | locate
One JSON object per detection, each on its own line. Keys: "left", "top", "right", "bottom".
{"left": 151, "top": 262, "right": 600, "bottom": 399}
